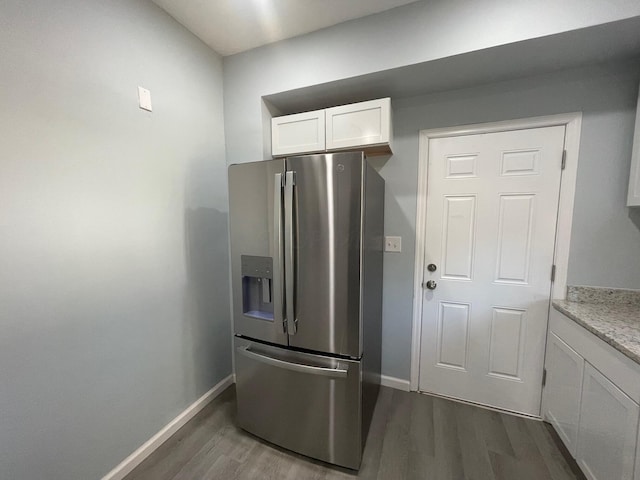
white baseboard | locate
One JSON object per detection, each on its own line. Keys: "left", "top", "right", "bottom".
{"left": 102, "top": 373, "right": 235, "bottom": 480}
{"left": 380, "top": 374, "right": 410, "bottom": 392}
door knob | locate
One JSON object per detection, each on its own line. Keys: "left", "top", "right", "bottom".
{"left": 423, "top": 280, "right": 437, "bottom": 290}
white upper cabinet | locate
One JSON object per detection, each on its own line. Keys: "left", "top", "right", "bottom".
{"left": 325, "top": 98, "right": 392, "bottom": 153}
{"left": 628, "top": 84, "right": 640, "bottom": 207}
{"left": 271, "top": 110, "right": 325, "bottom": 157}
{"left": 271, "top": 98, "right": 392, "bottom": 157}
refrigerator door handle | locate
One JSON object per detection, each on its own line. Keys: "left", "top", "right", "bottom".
{"left": 236, "top": 346, "right": 348, "bottom": 379}
{"left": 284, "top": 170, "right": 297, "bottom": 335}
{"left": 274, "top": 173, "right": 286, "bottom": 333}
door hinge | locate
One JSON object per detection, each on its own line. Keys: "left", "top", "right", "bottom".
{"left": 551, "top": 264, "right": 556, "bottom": 282}
{"left": 561, "top": 150, "right": 567, "bottom": 170}
{"left": 542, "top": 368, "right": 547, "bottom": 387}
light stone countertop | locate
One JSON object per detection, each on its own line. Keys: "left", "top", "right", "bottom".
{"left": 552, "top": 292, "right": 640, "bottom": 365}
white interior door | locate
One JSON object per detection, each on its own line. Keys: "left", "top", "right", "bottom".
{"left": 418, "top": 125, "right": 565, "bottom": 416}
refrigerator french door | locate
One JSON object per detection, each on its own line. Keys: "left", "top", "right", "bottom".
{"left": 228, "top": 152, "right": 384, "bottom": 470}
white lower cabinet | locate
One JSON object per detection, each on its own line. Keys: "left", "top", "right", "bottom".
{"left": 544, "top": 333, "right": 584, "bottom": 456}
{"left": 544, "top": 310, "right": 640, "bottom": 480}
{"left": 636, "top": 428, "right": 640, "bottom": 480}
{"left": 576, "top": 363, "right": 639, "bottom": 480}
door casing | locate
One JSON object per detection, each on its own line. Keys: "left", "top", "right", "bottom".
{"left": 410, "top": 113, "right": 583, "bottom": 404}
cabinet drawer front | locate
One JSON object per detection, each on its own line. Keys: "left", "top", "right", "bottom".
{"left": 234, "top": 337, "right": 362, "bottom": 469}
{"left": 576, "top": 362, "right": 639, "bottom": 480}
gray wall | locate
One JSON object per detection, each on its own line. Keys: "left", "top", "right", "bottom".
{"left": 0, "top": 1, "right": 231, "bottom": 479}
{"left": 381, "top": 62, "right": 640, "bottom": 379}
{"left": 223, "top": 0, "right": 640, "bottom": 163}
{"left": 2, "top": 1, "right": 639, "bottom": 477}
{"left": 223, "top": 0, "right": 640, "bottom": 381}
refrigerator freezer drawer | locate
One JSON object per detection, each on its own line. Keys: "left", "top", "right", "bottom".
{"left": 234, "top": 337, "right": 362, "bottom": 469}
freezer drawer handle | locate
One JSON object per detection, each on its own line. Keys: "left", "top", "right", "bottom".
{"left": 237, "top": 346, "right": 348, "bottom": 379}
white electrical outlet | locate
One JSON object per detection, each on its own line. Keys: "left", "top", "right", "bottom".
{"left": 385, "top": 236, "right": 401, "bottom": 252}
{"left": 138, "top": 86, "right": 152, "bottom": 112}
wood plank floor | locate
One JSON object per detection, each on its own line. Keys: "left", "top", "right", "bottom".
{"left": 124, "top": 385, "right": 584, "bottom": 480}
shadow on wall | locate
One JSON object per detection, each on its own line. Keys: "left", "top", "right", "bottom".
{"left": 367, "top": 154, "right": 392, "bottom": 172}
{"left": 629, "top": 207, "right": 640, "bottom": 231}
{"left": 373, "top": 144, "right": 418, "bottom": 380}
{"left": 182, "top": 208, "right": 232, "bottom": 401}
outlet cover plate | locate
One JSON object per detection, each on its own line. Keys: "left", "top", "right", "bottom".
{"left": 385, "top": 236, "right": 401, "bottom": 252}
{"left": 138, "top": 86, "right": 152, "bottom": 112}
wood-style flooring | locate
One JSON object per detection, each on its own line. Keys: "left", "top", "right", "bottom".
{"left": 124, "top": 385, "right": 584, "bottom": 480}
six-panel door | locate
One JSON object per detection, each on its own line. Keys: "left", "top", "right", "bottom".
{"left": 419, "top": 125, "right": 566, "bottom": 415}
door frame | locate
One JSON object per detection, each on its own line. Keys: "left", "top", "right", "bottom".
{"left": 410, "top": 113, "right": 583, "bottom": 392}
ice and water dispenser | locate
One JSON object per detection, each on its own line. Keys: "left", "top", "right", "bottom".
{"left": 241, "top": 255, "right": 274, "bottom": 321}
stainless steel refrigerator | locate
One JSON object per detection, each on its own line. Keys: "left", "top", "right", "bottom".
{"left": 228, "top": 151, "right": 384, "bottom": 469}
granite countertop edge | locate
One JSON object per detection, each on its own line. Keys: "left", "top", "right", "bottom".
{"left": 552, "top": 300, "right": 640, "bottom": 365}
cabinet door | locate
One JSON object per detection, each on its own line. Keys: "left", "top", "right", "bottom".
{"left": 325, "top": 98, "right": 391, "bottom": 152}
{"left": 636, "top": 427, "right": 640, "bottom": 480}
{"left": 543, "top": 332, "right": 584, "bottom": 457}
{"left": 576, "top": 362, "right": 639, "bottom": 480}
{"left": 271, "top": 110, "right": 325, "bottom": 157}
{"left": 628, "top": 84, "right": 640, "bottom": 206}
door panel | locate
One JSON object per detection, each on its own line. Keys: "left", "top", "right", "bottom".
{"left": 286, "top": 153, "right": 364, "bottom": 357}
{"left": 495, "top": 194, "right": 534, "bottom": 283}
{"left": 488, "top": 307, "right": 526, "bottom": 379}
{"left": 229, "top": 159, "right": 288, "bottom": 346}
{"left": 419, "top": 125, "right": 565, "bottom": 416}
{"left": 234, "top": 337, "right": 362, "bottom": 469}
{"left": 441, "top": 195, "right": 476, "bottom": 280}
{"left": 436, "top": 302, "right": 470, "bottom": 370}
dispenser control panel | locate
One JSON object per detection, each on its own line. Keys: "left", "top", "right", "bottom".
{"left": 241, "top": 255, "right": 273, "bottom": 279}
